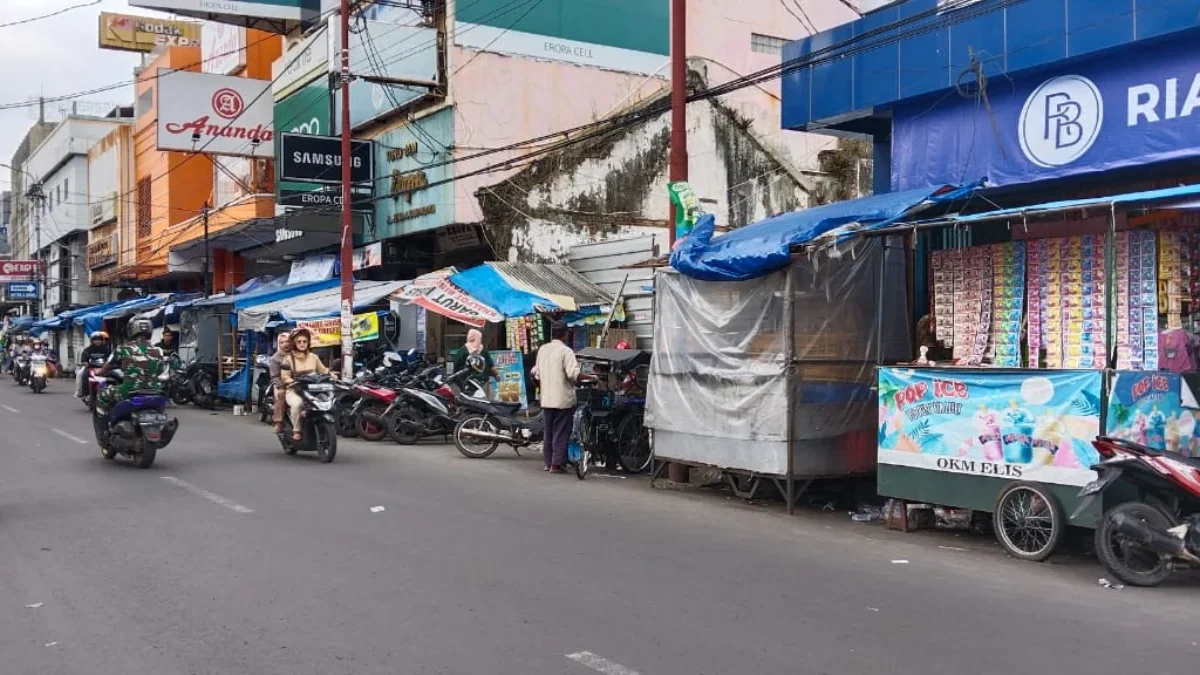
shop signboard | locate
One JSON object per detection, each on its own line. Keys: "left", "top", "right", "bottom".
{"left": 893, "top": 39, "right": 1200, "bottom": 190}
{"left": 272, "top": 28, "right": 328, "bottom": 99}
{"left": 1106, "top": 372, "right": 1200, "bottom": 458}
{"left": 877, "top": 368, "right": 1102, "bottom": 487}
{"left": 275, "top": 79, "right": 333, "bottom": 203}
{"left": 372, "top": 108, "right": 455, "bottom": 239}
{"left": 489, "top": 350, "right": 528, "bottom": 409}
{"left": 6, "top": 282, "right": 39, "bottom": 301}
{"left": 156, "top": 70, "right": 273, "bottom": 158}
{"left": 87, "top": 234, "right": 119, "bottom": 269}
{"left": 455, "top": 0, "right": 668, "bottom": 75}
{"left": 98, "top": 12, "right": 201, "bottom": 53}
{"left": 202, "top": 22, "right": 246, "bottom": 75}
{"left": 279, "top": 133, "right": 373, "bottom": 184}
{"left": 0, "top": 260, "right": 44, "bottom": 282}
{"left": 329, "top": 20, "right": 439, "bottom": 132}
{"left": 129, "top": 1, "right": 323, "bottom": 25}
{"left": 296, "top": 312, "right": 380, "bottom": 348}
{"left": 278, "top": 185, "right": 372, "bottom": 211}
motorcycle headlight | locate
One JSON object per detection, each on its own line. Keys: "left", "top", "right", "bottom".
{"left": 314, "top": 400, "right": 333, "bottom": 411}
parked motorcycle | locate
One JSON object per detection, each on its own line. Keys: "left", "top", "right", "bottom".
{"left": 28, "top": 353, "right": 51, "bottom": 394}
{"left": 179, "top": 357, "right": 217, "bottom": 409}
{"left": 91, "top": 369, "right": 178, "bottom": 469}
{"left": 277, "top": 373, "right": 338, "bottom": 463}
{"left": 1074, "top": 436, "right": 1200, "bottom": 586}
{"left": 165, "top": 354, "right": 192, "bottom": 405}
{"left": 386, "top": 368, "right": 485, "bottom": 445}
{"left": 453, "top": 398, "right": 543, "bottom": 459}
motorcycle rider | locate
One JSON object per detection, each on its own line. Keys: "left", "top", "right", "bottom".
{"left": 28, "top": 339, "right": 56, "bottom": 378}
{"left": 96, "top": 318, "right": 168, "bottom": 415}
{"left": 268, "top": 331, "right": 291, "bottom": 434}
{"left": 280, "top": 328, "right": 330, "bottom": 442}
{"left": 76, "top": 331, "right": 112, "bottom": 399}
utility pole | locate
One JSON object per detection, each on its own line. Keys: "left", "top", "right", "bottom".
{"left": 668, "top": 0, "right": 688, "bottom": 251}
{"left": 667, "top": 0, "right": 690, "bottom": 484}
{"left": 202, "top": 202, "right": 211, "bottom": 296}
{"left": 338, "top": 0, "right": 355, "bottom": 380}
{"left": 27, "top": 182, "right": 44, "bottom": 318}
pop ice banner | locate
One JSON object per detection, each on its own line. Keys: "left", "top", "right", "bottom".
{"left": 1105, "top": 371, "right": 1200, "bottom": 458}
{"left": 878, "top": 368, "right": 1102, "bottom": 486}
{"left": 489, "top": 349, "right": 528, "bottom": 409}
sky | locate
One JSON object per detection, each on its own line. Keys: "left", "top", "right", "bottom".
{"left": 0, "top": 0, "right": 173, "bottom": 190}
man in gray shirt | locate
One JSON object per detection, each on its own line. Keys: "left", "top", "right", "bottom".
{"left": 268, "top": 332, "right": 291, "bottom": 433}
{"left": 534, "top": 321, "right": 582, "bottom": 473}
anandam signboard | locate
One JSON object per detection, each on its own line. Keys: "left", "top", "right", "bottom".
{"left": 455, "top": 0, "right": 669, "bottom": 75}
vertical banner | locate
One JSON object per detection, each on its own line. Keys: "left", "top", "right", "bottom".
{"left": 489, "top": 349, "right": 528, "bottom": 409}
{"left": 878, "top": 368, "right": 1102, "bottom": 486}
{"left": 1106, "top": 371, "right": 1200, "bottom": 458}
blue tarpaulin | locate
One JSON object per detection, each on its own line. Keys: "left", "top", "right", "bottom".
{"left": 33, "top": 300, "right": 128, "bottom": 332}
{"left": 449, "top": 265, "right": 559, "bottom": 317}
{"left": 73, "top": 296, "right": 170, "bottom": 336}
{"left": 191, "top": 278, "right": 339, "bottom": 311}
{"left": 669, "top": 185, "right": 970, "bottom": 282}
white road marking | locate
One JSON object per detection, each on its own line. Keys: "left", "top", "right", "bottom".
{"left": 51, "top": 429, "right": 88, "bottom": 445}
{"left": 566, "top": 651, "right": 641, "bottom": 675}
{"left": 160, "top": 477, "right": 254, "bottom": 514}
{"left": 2, "top": 405, "right": 18, "bottom": 413}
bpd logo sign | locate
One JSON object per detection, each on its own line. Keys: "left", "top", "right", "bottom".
{"left": 1018, "top": 75, "right": 1104, "bottom": 168}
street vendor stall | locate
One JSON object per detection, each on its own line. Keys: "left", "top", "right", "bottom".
{"left": 649, "top": 187, "right": 963, "bottom": 509}
{"left": 864, "top": 183, "right": 1200, "bottom": 561}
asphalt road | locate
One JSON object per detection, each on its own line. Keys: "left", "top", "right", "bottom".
{"left": 0, "top": 381, "right": 1197, "bottom": 675}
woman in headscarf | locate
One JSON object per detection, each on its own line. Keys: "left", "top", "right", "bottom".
{"left": 280, "top": 328, "right": 330, "bottom": 441}
{"left": 452, "top": 328, "right": 498, "bottom": 394}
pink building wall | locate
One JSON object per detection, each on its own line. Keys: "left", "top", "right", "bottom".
{"left": 448, "top": 0, "right": 861, "bottom": 226}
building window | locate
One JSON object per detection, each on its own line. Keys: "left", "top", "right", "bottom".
{"left": 751, "top": 33, "right": 788, "bottom": 56}
{"left": 58, "top": 248, "right": 70, "bottom": 308}
{"left": 63, "top": 178, "right": 68, "bottom": 202}
{"left": 137, "top": 177, "right": 151, "bottom": 238}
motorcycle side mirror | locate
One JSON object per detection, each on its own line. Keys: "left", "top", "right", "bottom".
{"left": 255, "top": 354, "right": 270, "bottom": 366}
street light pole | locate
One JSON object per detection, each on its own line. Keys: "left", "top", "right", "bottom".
{"left": 28, "top": 182, "right": 45, "bottom": 318}
{"left": 338, "top": 0, "right": 355, "bottom": 379}
{"left": 202, "top": 202, "right": 211, "bottom": 296}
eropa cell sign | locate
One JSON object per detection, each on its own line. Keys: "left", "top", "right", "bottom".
{"left": 156, "top": 70, "right": 274, "bottom": 158}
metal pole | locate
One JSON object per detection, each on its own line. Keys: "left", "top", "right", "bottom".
{"left": 202, "top": 202, "right": 211, "bottom": 296}
{"left": 667, "top": 0, "right": 687, "bottom": 250}
{"left": 339, "top": 0, "right": 355, "bottom": 380}
{"left": 665, "top": 0, "right": 689, "bottom": 484}
{"left": 783, "top": 264, "right": 796, "bottom": 514}
{"left": 31, "top": 184, "right": 44, "bottom": 318}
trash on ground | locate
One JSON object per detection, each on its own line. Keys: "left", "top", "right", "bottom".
{"left": 369, "top": 506, "right": 385, "bottom": 513}
{"left": 25, "top": 603, "right": 43, "bottom": 609}
{"left": 934, "top": 506, "right": 973, "bottom": 529}
{"left": 938, "top": 545, "right": 970, "bottom": 552}
{"left": 1098, "top": 578, "right": 1125, "bottom": 590}
{"left": 867, "top": 606, "right": 880, "bottom": 612}
{"left": 44, "top": 642, "right": 57, "bottom": 647}
{"left": 850, "top": 505, "right": 884, "bottom": 523}
{"left": 891, "top": 559, "right": 910, "bottom": 564}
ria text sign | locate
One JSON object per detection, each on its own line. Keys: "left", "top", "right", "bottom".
{"left": 156, "top": 69, "right": 274, "bottom": 158}
{"left": 279, "top": 133, "right": 373, "bottom": 184}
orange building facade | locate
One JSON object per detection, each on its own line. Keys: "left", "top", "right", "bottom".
{"left": 130, "top": 31, "right": 282, "bottom": 292}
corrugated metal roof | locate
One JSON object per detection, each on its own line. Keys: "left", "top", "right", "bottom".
{"left": 489, "top": 262, "right": 613, "bottom": 308}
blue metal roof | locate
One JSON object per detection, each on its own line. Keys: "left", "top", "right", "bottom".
{"left": 190, "top": 278, "right": 340, "bottom": 311}
{"left": 941, "top": 183, "right": 1200, "bottom": 225}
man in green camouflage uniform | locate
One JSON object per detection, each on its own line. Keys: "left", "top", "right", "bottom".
{"left": 96, "top": 318, "right": 168, "bottom": 413}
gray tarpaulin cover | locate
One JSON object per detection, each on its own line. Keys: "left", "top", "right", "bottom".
{"left": 647, "top": 239, "right": 909, "bottom": 475}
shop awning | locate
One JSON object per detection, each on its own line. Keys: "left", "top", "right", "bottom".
{"left": 237, "top": 279, "right": 410, "bottom": 331}
{"left": 670, "top": 184, "right": 974, "bottom": 281}
{"left": 190, "top": 278, "right": 340, "bottom": 311}
{"left": 70, "top": 295, "right": 174, "bottom": 336}
{"left": 32, "top": 300, "right": 130, "bottom": 331}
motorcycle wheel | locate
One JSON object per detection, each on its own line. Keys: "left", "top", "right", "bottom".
{"left": 101, "top": 445, "right": 118, "bottom": 460}
{"left": 134, "top": 441, "right": 157, "bottom": 469}
{"left": 171, "top": 386, "right": 192, "bottom": 406}
{"left": 192, "top": 373, "right": 216, "bottom": 409}
{"left": 356, "top": 403, "right": 389, "bottom": 442}
{"left": 32, "top": 378, "right": 44, "bottom": 394}
{"left": 335, "top": 395, "right": 359, "bottom": 437}
{"left": 315, "top": 421, "right": 337, "bottom": 463}
{"left": 387, "top": 407, "right": 423, "bottom": 445}
{"left": 454, "top": 416, "right": 500, "bottom": 459}
{"left": 992, "top": 482, "right": 1064, "bottom": 562}
{"left": 1094, "top": 501, "right": 1174, "bottom": 587}
{"left": 615, "top": 412, "right": 651, "bottom": 473}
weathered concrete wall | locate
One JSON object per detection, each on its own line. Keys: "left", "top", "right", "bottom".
{"left": 476, "top": 88, "right": 810, "bottom": 263}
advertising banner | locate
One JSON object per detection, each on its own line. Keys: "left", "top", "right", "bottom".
{"left": 156, "top": 70, "right": 274, "bottom": 158}
{"left": 296, "top": 312, "right": 380, "bottom": 348}
{"left": 373, "top": 108, "right": 454, "bottom": 238}
{"left": 0, "top": 260, "right": 44, "bottom": 283}
{"left": 330, "top": 20, "right": 439, "bottom": 132}
{"left": 98, "top": 12, "right": 201, "bottom": 53}
{"left": 877, "top": 368, "right": 1102, "bottom": 486}
{"left": 398, "top": 276, "right": 503, "bottom": 328}
{"left": 1106, "top": 371, "right": 1200, "bottom": 458}
{"left": 489, "top": 350, "right": 529, "bottom": 409}
{"left": 130, "top": 1, "right": 322, "bottom": 26}
{"left": 272, "top": 28, "right": 329, "bottom": 99}
{"left": 892, "top": 38, "right": 1200, "bottom": 190}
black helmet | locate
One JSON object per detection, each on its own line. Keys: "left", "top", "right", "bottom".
{"left": 466, "top": 353, "right": 486, "bottom": 373}
{"left": 128, "top": 318, "right": 154, "bottom": 340}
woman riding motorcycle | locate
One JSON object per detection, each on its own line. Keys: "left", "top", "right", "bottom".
{"left": 279, "top": 328, "right": 332, "bottom": 442}
{"left": 76, "top": 331, "right": 112, "bottom": 399}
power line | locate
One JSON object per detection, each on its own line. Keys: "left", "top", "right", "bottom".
{"left": 0, "top": 0, "right": 101, "bottom": 29}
